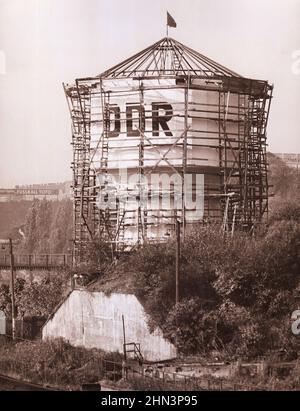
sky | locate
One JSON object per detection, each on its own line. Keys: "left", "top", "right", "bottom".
{"left": 0, "top": 0, "right": 299, "bottom": 187}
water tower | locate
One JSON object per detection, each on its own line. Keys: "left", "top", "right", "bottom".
{"left": 64, "top": 37, "right": 273, "bottom": 262}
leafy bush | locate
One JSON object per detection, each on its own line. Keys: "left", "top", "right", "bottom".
{"left": 0, "top": 277, "right": 66, "bottom": 318}
{"left": 163, "top": 299, "right": 228, "bottom": 354}
{"left": 125, "top": 199, "right": 300, "bottom": 359}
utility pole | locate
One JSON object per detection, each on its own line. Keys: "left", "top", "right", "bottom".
{"left": 122, "top": 315, "right": 128, "bottom": 380}
{"left": 175, "top": 220, "right": 181, "bottom": 305}
{"left": 122, "top": 315, "right": 127, "bottom": 361}
{"left": 8, "top": 238, "right": 16, "bottom": 340}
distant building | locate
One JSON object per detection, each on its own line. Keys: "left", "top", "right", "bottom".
{"left": 0, "top": 182, "right": 72, "bottom": 202}
{"left": 274, "top": 153, "right": 300, "bottom": 170}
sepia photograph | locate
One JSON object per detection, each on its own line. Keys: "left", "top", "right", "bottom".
{"left": 0, "top": 0, "right": 300, "bottom": 398}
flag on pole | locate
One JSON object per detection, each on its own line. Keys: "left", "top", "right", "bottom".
{"left": 167, "top": 12, "right": 177, "bottom": 28}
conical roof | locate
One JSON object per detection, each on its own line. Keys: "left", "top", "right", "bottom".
{"left": 100, "top": 37, "right": 242, "bottom": 79}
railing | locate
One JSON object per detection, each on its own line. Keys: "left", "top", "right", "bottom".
{"left": 0, "top": 254, "right": 73, "bottom": 269}
{"left": 124, "top": 342, "right": 143, "bottom": 362}
{"left": 0, "top": 338, "right": 277, "bottom": 391}
{"left": 103, "top": 359, "right": 123, "bottom": 383}
{"left": 102, "top": 358, "right": 272, "bottom": 391}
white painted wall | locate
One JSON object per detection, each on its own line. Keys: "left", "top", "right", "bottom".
{"left": 89, "top": 78, "right": 239, "bottom": 243}
{"left": 42, "top": 290, "right": 176, "bottom": 362}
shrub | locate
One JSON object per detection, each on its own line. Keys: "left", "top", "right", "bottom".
{"left": 0, "top": 338, "right": 122, "bottom": 388}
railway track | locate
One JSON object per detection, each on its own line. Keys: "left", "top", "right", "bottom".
{"left": 0, "top": 373, "right": 56, "bottom": 391}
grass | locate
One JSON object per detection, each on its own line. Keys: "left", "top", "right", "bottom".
{"left": 0, "top": 336, "right": 122, "bottom": 390}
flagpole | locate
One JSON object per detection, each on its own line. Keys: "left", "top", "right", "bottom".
{"left": 166, "top": 10, "right": 168, "bottom": 37}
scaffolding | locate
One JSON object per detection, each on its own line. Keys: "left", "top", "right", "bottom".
{"left": 64, "top": 37, "right": 273, "bottom": 264}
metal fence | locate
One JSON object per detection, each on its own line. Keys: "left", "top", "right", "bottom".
{"left": 103, "top": 359, "right": 271, "bottom": 391}
{"left": 0, "top": 338, "right": 275, "bottom": 391}
{"left": 0, "top": 254, "right": 72, "bottom": 268}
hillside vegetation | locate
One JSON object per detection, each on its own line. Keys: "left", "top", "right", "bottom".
{"left": 127, "top": 154, "right": 300, "bottom": 358}
{"left": 20, "top": 199, "right": 73, "bottom": 254}
{"left": 0, "top": 201, "right": 32, "bottom": 239}
{"left": 86, "top": 153, "right": 300, "bottom": 359}
{"left": 126, "top": 200, "right": 300, "bottom": 359}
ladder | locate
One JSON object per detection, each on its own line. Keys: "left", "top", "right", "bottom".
{"left": 123, "top": 342, "right": 144, "bottom": 363}
{"left": 67, "top": 84, "right": 93, "bottom": 262}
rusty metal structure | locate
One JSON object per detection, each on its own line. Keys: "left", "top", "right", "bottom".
{"left": 64, "top": 37, "right": 273, "bottom": 263}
